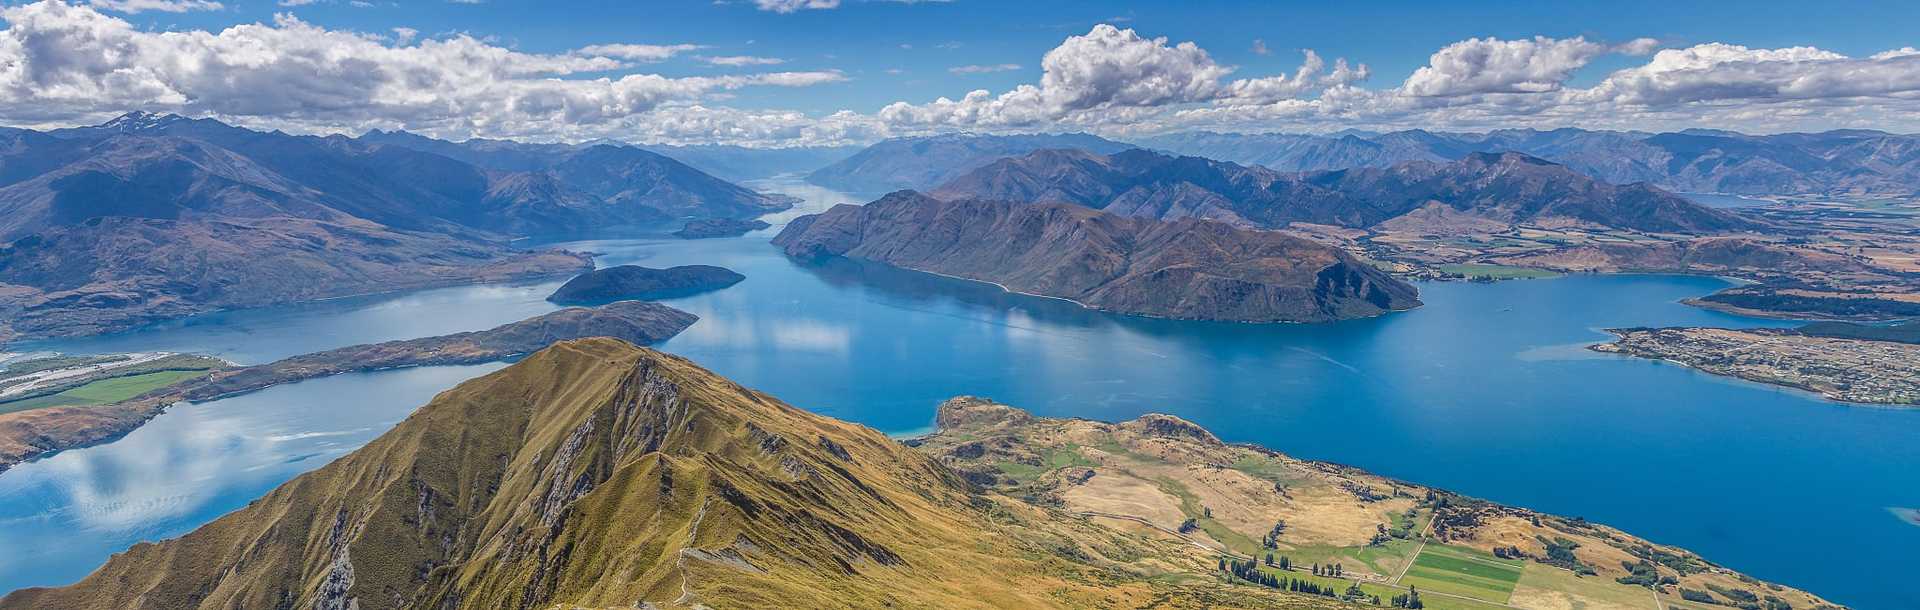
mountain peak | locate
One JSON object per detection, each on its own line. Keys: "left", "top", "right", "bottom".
{"left": 96, "top": 111, "right": 190, "bottom": 132}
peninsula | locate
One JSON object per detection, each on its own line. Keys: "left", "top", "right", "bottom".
{"left": 1593, "top": 326, "right": 1920, "bottom": 406}
{"left": 773, "top": 191, "right": 1420, "bottom": 323}
{"left": 0, "top": 301, "right": 696, "bottom": 473}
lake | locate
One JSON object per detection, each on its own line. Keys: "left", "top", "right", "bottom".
{"left": 2, "top": 178, "right": 1915, "bottom": 609}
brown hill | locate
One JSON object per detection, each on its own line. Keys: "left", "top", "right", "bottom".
{"left": 0, "top": 339, "right": 1332, "bottom": 610}
{"left": 773, "top": 191, "right": 1420, "bottom": 323}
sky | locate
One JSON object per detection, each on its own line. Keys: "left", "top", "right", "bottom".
{"left": 2, "top": 0, "right": 1919, "bottom": 146}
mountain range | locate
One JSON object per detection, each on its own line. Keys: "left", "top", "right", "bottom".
{"left": 0, "top": 112, "right": 793, "bottom": 340}
{"left": 774, "top": 191, "right": 1421, "bottom": 322}
{"left": 804, "top": 132, "right": 1136, "bottom": 194}
{"left": 1140, "top": 128, "right": 1920, "bottom": 196}
{"left": 932, "top": 147, "right": 1752, "bottom": 233}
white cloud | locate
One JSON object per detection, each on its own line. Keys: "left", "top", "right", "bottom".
{"left": 754, "top": 0, "right": 837, "bottom": 13}
{"left": 948, "top": 63, "right": 1019, "bottom": 75}
{"left": 575, "top": 43, "right": 704, "bottom": 62}
{"left": 1251, "top": 38, "right": 1270, "bottom": 56}
{"left": 0, "top": 1, "right": 843, "bottom": 139}
{"left": 87, "top": 0, "right": 221, "bottom": 12}
{"left": 878, "top": 25, "right": 1361, "bottom": 129}
{"left": 701, "top": 54, "right": 786, "bottom": 66}
{"left": 1401, "top": 36, "right": 1608, "bottom": 97}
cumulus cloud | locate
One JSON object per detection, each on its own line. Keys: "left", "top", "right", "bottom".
{"left": 1401, "top": 36, "right": 1609, "bottom": 97}
{"left": 87, "top": 0, "right": 222, "bottom": 12}
{"left": 878, "top": 25, "right": 1362, "bottom": 129}
{"left": 1577, "top": 43, "right": 1920, "bottom": 105}
{"left": 0, "top": 1, "right": 842, "bottom": 138}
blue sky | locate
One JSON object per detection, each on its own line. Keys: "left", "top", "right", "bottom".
{"left": 6, "top": 0, "right": 1920, "bottom": 144}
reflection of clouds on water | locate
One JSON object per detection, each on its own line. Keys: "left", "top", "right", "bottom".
{"left": 1891, "top": 507, "right": 1920, "bottom": 527}
{"left": 33, "top": 404, "right": 278, "bottom": 531}
{"left": 770, "top": 320, "right": 851, "bottom": 353}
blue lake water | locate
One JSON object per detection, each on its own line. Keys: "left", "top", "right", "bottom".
{"left": 2, "top": 178, "right": 1915, "bottom": 608}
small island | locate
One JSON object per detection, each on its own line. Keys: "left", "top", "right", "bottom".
{"left": 546, "top": 265, "right": 745, "bottom": 304}
{"left": 672, "top": 217, "right": 771, "bottom": 239}
{"left": 1592, "top": 326, "right": 1920, "bottom": 405}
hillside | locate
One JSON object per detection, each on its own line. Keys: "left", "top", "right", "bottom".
{"left": 0, "top": 339, "right": 1332, "bottom": 610}
{"left": 0, "top": 112, "right": 801, "bottom": 340}
{"left": 773, "top": 191, "right": 1420, "bottom": 323}
{"left": 932, "top": 148, "right": 1754, "bottom": 234}
{"left": 2, "top": 340, "right": 1841, "bottom": 609}
{"left": 805, "top": 132, "right": 1136, "bottom": 194}
{"left": 1141, "top": 128, "right": 1920, "bottom": 196}
{"left": 917, "top": 397, "right": 1843, "bottom": 610}
{"left": 0, "top": 302, "right": 697, "bottom": 473}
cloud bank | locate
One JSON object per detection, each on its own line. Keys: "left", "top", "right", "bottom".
{"left": 6, "top": 1, "right": 1920, "bottom": 146}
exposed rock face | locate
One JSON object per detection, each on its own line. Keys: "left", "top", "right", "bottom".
{"left": 0, "top": 339, "right": 1341, "bottom": 610}
{"left": 933, "top": 148, "right": 1754, "bottom": 234}
{"left": 773, "top": 192, "right": 1420, "bottom": 323}
{"left": 546, "top": 265, "right": 745, "bottom": 304}
{"left": 806, "top": 132, "right": 1135, "bottom": 194}
{"left": 1141, "top": 127, "right": 1920, "bottom": 196}
{"left": 673, "top": 217, "right": 772, "bottom": 239}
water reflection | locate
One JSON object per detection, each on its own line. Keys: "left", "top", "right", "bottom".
{"left": 0, "top": 364, "right": 502, "bottom": 592}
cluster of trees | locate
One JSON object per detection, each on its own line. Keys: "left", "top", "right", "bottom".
{"left": 1536, "top": 535, "right": 1597, "bottom": 576}
{"left": 1389, "top": 586, "right": 1426, "bottom": 608}
{"left": 1261, "top": 520, "right": 1287, "bottom": 549}
{"left": 1177, "top": 518, "right": 1199, "bottom": 534}
{"left": 1615, "top": 560, "right": 1678, "bottom": 588}
{"left": 1262, "top": 553, "right": 1292, "bottom": 570}
{"left": 1341, "top": 481, "right": 1390, "bottom": 502}
{"left": 1312, "top": 563, "right": 1345, "bottom": 577}
{"left": 1491, "top": 545, "right": 1527, "bottom": 560}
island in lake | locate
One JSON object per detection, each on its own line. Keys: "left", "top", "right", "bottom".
{"left": 673, "top": 217, "right": 772, "bottom": 239}
{"left": 547, "top": 265, "right": 746, "bottom": 304}
{"left": 0, "top": 301, "right": 695, "bottom": 473}
{"left": 773, "top": 191, "right": 1420, "bottom": 323}
{"left": 0, "top": 339, "right": 1840, "bottom": 610}
{"left": 1593, "top": 324, "right": 1920, "bottom": 406}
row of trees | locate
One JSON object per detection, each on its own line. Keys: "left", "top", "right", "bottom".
{"left": 1218, "top": 556, "right": 1391, "bottom": 606}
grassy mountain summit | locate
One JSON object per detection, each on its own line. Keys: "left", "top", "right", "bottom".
{"left": 1, "top": 339, "right": 1333, "bottom": 609}
{"left": 3, "top": 339, "right": 1839, "bottom": 609}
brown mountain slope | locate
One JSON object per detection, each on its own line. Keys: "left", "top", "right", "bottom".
{"left": 773, "top": 191, "right": 1420, "bottom": 323}
{"left": 916, "top": 397, "right": 1843, "bottom": 610}
{"left": 1, "top": 339, "right": 1336, "bottom": 610}
{"left": 932, "top": 148, "right": 1756, "bottom": 234}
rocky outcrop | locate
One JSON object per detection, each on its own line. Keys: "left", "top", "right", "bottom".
{"left": 773, "top": 191, "right": 1420, "bottom": 323}
{"left": 546, "top": 265, "right": 745, "bottom": 304}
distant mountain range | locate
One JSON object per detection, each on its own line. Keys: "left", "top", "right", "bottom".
{"left": 774, "top": 191, "right": 1420, "bottom": 322}
{"left": 805, "top": 132, "right": 1135, "bottom": 194}
{"left": 1139, "top": 128, "right": 1920, "bottom": 196}
{"left": 0, "top": 112, "right": 794, "bottom": 340}
{"left": 931, "top": 148, "right": 1752, "bottom": 233}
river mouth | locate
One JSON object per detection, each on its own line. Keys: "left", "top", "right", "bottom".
{"left": 0, "top": 178, "right": 1915, "bottom": 609}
